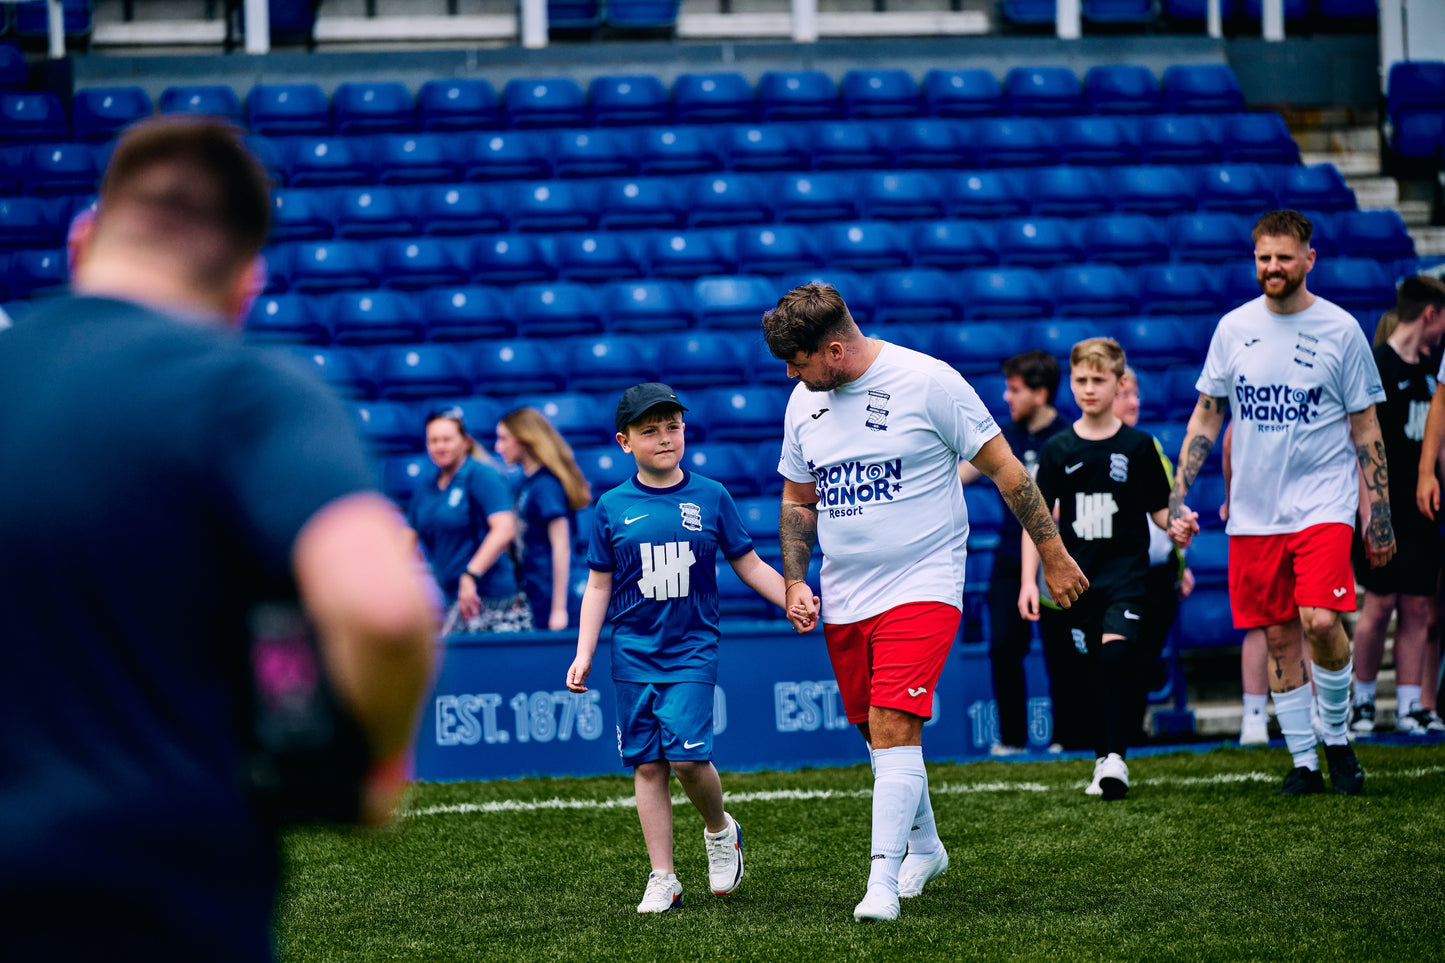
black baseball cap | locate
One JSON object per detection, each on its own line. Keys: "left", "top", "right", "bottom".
{"left": 615, "top": 382, "right": 687, "bottom": 433}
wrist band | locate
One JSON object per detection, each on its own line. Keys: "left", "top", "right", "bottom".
{"left": 785, "top": 579, "right": 806, "bottom": 590}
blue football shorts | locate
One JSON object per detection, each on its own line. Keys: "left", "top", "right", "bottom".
{"left": 614, "top": 680, "right": 715, "bottom": 768}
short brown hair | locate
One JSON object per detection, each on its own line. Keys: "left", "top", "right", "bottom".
{"left": 1394, "top": 275, "right": 1445, "bottom": 323}
{"left": 1252, "top": 209, "right": 1313, "bottom": 245}
{"left": 761, "top": 283, "right": 859, "bottom": 360}
{"left": 1070, "top": 337, "right": 1126, "bottom": 378}
{"left": 1001, "top": 349, "right": 1060, "bottom": 404}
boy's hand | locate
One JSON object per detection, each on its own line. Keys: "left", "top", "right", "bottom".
{"left": 785, "top": 582, "right": 820, "bottom": 634}
{"left": 1018, "top": 582, "right": 1040, "bottom": 622}
{"left": 1168, "top": 509, "right": 1199, "bottom": 548}
{"left": 566, "top": 655, "right": 592, "bottom": 693}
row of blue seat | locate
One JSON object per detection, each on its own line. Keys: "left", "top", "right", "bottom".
{"left": 0, "top": 3, "right": 90, "bottom": 41}
{"left": 1386, "top": 61, "right": 1445, "bottom": 163}
{"left": 1012, "top": 0, "right": 1377, "bottom": 23}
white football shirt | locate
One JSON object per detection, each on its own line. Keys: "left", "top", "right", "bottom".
{"left": 779, "top": 342, "right": 1000, "bottom": 623}
{"left": 1197, "top": 295, "right": 1385, "bottom": 535}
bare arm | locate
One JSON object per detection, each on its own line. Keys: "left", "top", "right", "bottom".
{"left": 1417, "top": 384, "right": 1445, "bottom": 519}
{"left": 957, "top": 459, "right": 983, "bottom": 486}
{"left": 780, "top": 477, "right": 822, "bottom": 627}
{"left": 458, "top": 510, "right": 518, "bottom": 617}
{"left": 546, "top": 516, "right": 572, "bottom": 631}
{"left": 1351, "top": 405, "right": 1396, "bottom": 568}
{"left": 1170, "top": 394, "right": 1226, "bottom": 523}
{"left": 566, "top": 570, "right": 612, "bottom": 692}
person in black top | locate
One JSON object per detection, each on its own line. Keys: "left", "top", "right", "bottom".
{"left": 1020, "top": 338, "right": 1173, "bottom": 800}
{"left": 1351, "top": 276, "right": 1445, "bottom": 734}
{"left": 959, "top": 350, "right": 1069, "bottom": 754}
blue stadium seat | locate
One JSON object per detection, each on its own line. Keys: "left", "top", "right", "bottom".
{"left": 1111, "top": 318, "right": 1199, "bottom": 367}
{"left": 552, "top": 127, "right": 637, "bottom": 178}
{"left": 333, "top": 81, "right": 415, "bottom": 135}
{"left": 946, "top": 170, "right": 1032, "bottom": 218}
{"left": 555, "top": 232, "right": 644, "bottom": 281}
{"left": 723, "top": 123, "right": 810, "bottom": 171}
{"left": 1084, "top": 0, "right": 1154, "bottom": 22}
{"left": 1333, "top": 209, "right": 1415, "bottom": 263}
{"left": 283, "top": 136, "right": 374, "bottom": 187}
{"left": 259, "top": 243, "right": 292, "bottom": 294}
{"left": 1190, "top": 472, "right": 1228, "bottom": 529}
{"left": 1030, "top": 166, "right": 1112, "bottom": 217}
{"left": 1195, "top": 163, "right": 1278, "bottom": 214}
{"left": 696, "top": 386, "right": 789, "bottom": 442}
{"left": 333, "top": 186, "right": 416, "bottom": 239}
{"left": 589, "top": 74, "right": 670, "bottom": 126}
{"left": 350, "top": 400, "right": 428, "bottom": 456}
{"left": 921, "top": 68, "right": 1004, "bottom": 117}
{"left": 417, "top": 78, "right": 500, "bottom": 131}
{"left": 1004, "top": 66, "right": 1084, "bottom": 116}
{"left": 996, "top": 218, "right": 1083, "bottom": 266}
{"left": 1050, "top": 264, "right": 1138, "bottom": 317}
{"left": 329, "top": 289, "right": 425, "bottom": 345}
{"left": 598, "top": 177, "right": 685, "bottom": 230}
{"left": 1219, "top": 260, "right": 1266, "bottom": 310}
{"left": 932, "top": 322, "right": 1012, "bottom": 375}
{"left": 821, "top": 221, "right": 912, "bottom": 272}
{"left": 841, "top": 69, "right": 921, "bottom": 118}
{"left": 375, "top": 344, "right": 473, "bottom": 400}
{"left": 158, "top": 85, "right": 243, "bottom": 122}
{"left": 635, "top": 126, "right": 724, "bottom": 175}
{"left": 378, "top": 237, "right": 471, "bottom": 290}
{"left": 1161, "top": 0, "right": 1239, "bottom": 19}
{"left": 0, "top": 91, "right": 67, "bottom": 141}
{"left": 243, "top": 136, "right": 285, "bottom": 187}
{"left": 654, "top": 330, "right": 748, "bottom": 387}
{"left": 1310, "top": 257, "right": 1395, "bottom": 313}
{"left": 963, "top": 485, "right": 1006, "bottom": 550}
{"left": 244, "top": 293, "right": 326, "bottom": 345}
{"left": 574, "top": 445, "right": 635, "bottom": 492}
{"left": 1222, "top": 112, "right": 1300, "bottom": 164}
{"left": 1296, "top": 209, "right": 1337, "bottom": 256}
{"left": 1000, "top": 0, "right": 1059, "bottom": 24}
{"left": 734, "top": 225, "right": 824, "bottom": 275}
{"left": 870, "top": 269, "right": 959, "bottom": 324}
{"left": 807, "top": 120, "right": 893, "bottom": 170}
{"left": 416, "top": 183, "right": 508, "bottom": 235}
{"left": 1139, "top": 114, "right": 1224, "bottom": 165}
{"left": 913, "top": 219, "right": 998, "bottom": 269}
{"left": 379, "top": 453, "right": 430, "bottom": 506}
{"left": 1241, "top": 0, "right": 1308, "bottom": 19}
{"left": 565, "top": 333, "right": 659, "bottom": 392}
{"left": 1182, "top": 531, "right": 1230, "bottom": 592}
{"left": 247, "top": 83, "right": 331, "bottom": 136}
{"left": 1385, "top": 61, "right": 1445, "bottom": 117}
{"left": 735, "top": 495, "right": 783, "bottom": 557}
{"left": 1031, "top": 319, "right": 1099, "bottom": 360}
{"left": 757, "top": 70, "right": 840, "bottom": 122}
{"left": 471, "top": 234, "right": 554, "bottom": 283}
{"left": 1108, "top": 165, "right": 1197, "bottom": 215}
{"left": 645, "top": 230, "right": 735, "bottom": 278}
{"left": 772, "top": 172, "right": 860, "bottom": 223}
{"left": 672, "top": 72, "right": 755, "bottom": 124}
{"left": 1162, "top": 65, "right": 1246, "bottom": 113}
{"left": 71, "top": 86, "right": 153, "bottom": 142}
{"left": 0, "top": 197, "right": 63, "bottom": 250}
{"left": 286, "top": 241, "right": 380, "bottom": 293}
{"left": 686, "top": 173, "right": 771, "bottom": 227}
{"left": 463, "top": 131, "right": 552, "bottom": 181}
{"left": 1276, "top": 164, "right": 1355, "bottom": 212}
{"left": 1171, "top": 211, "right": 1251, "bottom": 262}
{"left": 974, "top": 118, "right": 1058, "bottom": 167}
{"left": 746, "top": 334, "right": 793, "bottom": 385}
{"left": 957, "top": 267, "right": 1052, "bottom": 321}
{"left": 888, "top": 118, "right": 974, "bottom": 169}
{"left": 371, "top": 133, "right": 462, "bottom": 184}
{"left": 603, "top": 279, "right": 694, "bottom": 333}
{"left": 279, "top": 345, "right": 375, "bottom": 400}
{"left": 515, "top": 392, "right": 615, "bottom": 447}
{"left": 511, "top": 281, "right": 606, "bottom": 336}
{"left": 502, "top": 77, "right": 587, "bottom": 128}
{"left": 693, "top": 274, "right": 776, "bottom": 329}
{"left": 859, "top": 171, "right": 947, "bottom": 221}
{"left": 771, "top": 270, "right": 872, "bottom": 323}
{"left": 1080, "top": 213, "right": 1169, "bottom": 265}
{"left": 506, "top": 180, "right": 598, "bottom": 232}
{"left": 1084, "top": 64, "right": 1160, "bottom": 114}
{"left": 1056, "top": 116, "right": 1140, "bottom": 166}
{"left": 269, "top": 188, "right": 333, "bottom": 242}
{"left": 0, "top": 43, "right": 27, "bottom": 91}
{"left": 605, "top": 0, "right": 680, "bottom": 28}
{"left": 421, "top": 285, "right": 514, "bottom": 341}
{"left": 549, "top": 0, "right": 604, "bottom": 29}
{"left": 21, "top": 143, "right": 99, "bottom": 195}
{"left": 472, "top": 339, "right": 566, "bottom": 394}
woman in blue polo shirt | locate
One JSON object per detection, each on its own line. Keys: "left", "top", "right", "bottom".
{"left": 407, "top": 408, "right": 531, "bottom": 634}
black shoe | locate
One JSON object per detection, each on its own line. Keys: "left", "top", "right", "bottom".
{"left": 1323, "top": 742, "right": 1365, "bottom": 795}
{"left": 1277, "top": 766, "right": 1326, "bottom": 796}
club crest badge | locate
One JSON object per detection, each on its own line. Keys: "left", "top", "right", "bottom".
{"left": 865, "top": 389, "right": 890, "bottom": 432}
{"left": 679, "top": 502, "right": 702, "bottom": 532}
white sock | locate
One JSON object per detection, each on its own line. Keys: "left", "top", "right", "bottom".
{"left": 1243, "top": 693, "right": 1268, "bottom": 717}
{"left": 1396, "top": 684, "right": 1422, "bottom": 717}
{"left": 1312, "top": 661, "right": 1352, "bottom": 746}
{"left": 906, "top": 777, "right": 941, "bottom": 858}
{"left": 1354, "top": 679, "right": 1376, "bottom": 705}
{"left": 1271, "top": 685, "right": 1319, "bottom": 769}
{"left": 867, "top": 746, "right": 925, "bottom": 895}
{"left": 867, "top": 745, "right": 877, "bottom": 778}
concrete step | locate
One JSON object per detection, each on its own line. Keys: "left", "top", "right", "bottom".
{"left": 1412, "top": 225, "right": 1445, "bottom": 256}
{"left": 1403, "top": 201, "right": 1438, "bottom": 230}
{"left": 1183, "top": 698, "right": 1405, "bottom": 738}
{"left": 1350, "top": 176, "right": 1400, "bottom": 209}
{"left": 1301, "top": 150, "right": 1378, "bottom": 177}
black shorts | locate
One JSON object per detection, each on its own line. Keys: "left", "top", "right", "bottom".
{"left": 1063, "top": 582, "right": 1146, "bottom": 652}
{"left": 1351, "top": 506, "right": 1442, "bottom": 597}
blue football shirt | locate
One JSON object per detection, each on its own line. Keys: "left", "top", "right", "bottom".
{"left": 515, "top": 466, "right": 575, "bottom": 622}
{"left": 408, "top": 457, "right": 518, "bottom": 602}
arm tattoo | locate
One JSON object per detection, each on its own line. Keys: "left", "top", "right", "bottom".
{"left": 1169, "top": 433, "right": 1216, "bottom": 520}
{"left": 1002, "top": 474, "right": 1060, "bottom": 547}
{"left": 779, "top": 501, "right": 818, "bottom": 582}
{"left": 1366, "top": 500, "right": 1392, "bottom": 551}
{"left": 1198, "top": 395, "right": 1226, "bottom": 414}
{"left": 1356, "top": 438, "right": 1390, "bottom": 504}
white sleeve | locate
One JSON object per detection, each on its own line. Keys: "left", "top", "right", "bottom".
{"left": 931, "top": 367, "right": 1000, "bottom": 461}
{"left": 1339, "top": 322, "right": 1386, "bottom": 413}
{"left": 1196, "top": 320, "right": 1232, "bottom": 399}
{"left": 778, "top": 392, "right": 812, "bottom": 483}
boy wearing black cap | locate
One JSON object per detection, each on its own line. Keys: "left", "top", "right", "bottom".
{"left": 566, "top": 383, "right": 816, "bottom": 914}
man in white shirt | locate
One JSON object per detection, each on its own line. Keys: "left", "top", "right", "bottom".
{"left": 764, "top": 283, "right": 1087, "bottom": 922}
{"left": 1168, "top": 210, "right": 1394, "bottom": 797}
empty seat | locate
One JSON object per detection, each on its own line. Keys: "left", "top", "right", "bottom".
{"left": 913, "top": 219, "right": 998, "bottom": 269}
{"left": 0, "top": 91, "right": 68, "bottom": 141}
{"left": 1108, "top": 166, "right": 1197, "bottom": 215}
{"left": 21, "top": 143, "right": 100, "bottom": 195}
{"left": 1140, "top": 114, "right": 1224, "bottom": 165}
{"left": 473, "top": 339, "right": 566, "bottom": 394}
{"left": 573, "top": 445, "right": 636, "bottom": 492}
{"left": 997, "top": 218, "right": 1083, "bottom": 266}
{"left": 772, "top": 172, "right": 860, "bottom": 223}
{"left": 807, "top": 120, "right": 893, "bottom": 170}
{"left": 589, "top": 74, "right": 670, "bottom": 126}
{"left": 333, "top": 81, "right": 415, "bottom": 135}
{"left": 871, "top": 269, "right": 959, "bottom": 324}
{"left": 565, "top": 333, "right": 659, "bottom": 391}
{"left": 0, "top": 197, "right": 63, "bottom": 250}
{"left": 1031, "top": 319, "right": 1101, "bottom": 361}
{"left": 283, "top": 136, "right": 374, "bottom": 187}
{"left": 1162, "top": 64, "right": 1246, "bottom": 113}
{"left": 330, "top": 289, "right": 425, "bottom": 345}
{"left": 947, "top": 169, "right": 1032, "bottom": 218}
{"left": 1004, "top": 66, "right": 1084, "bottom": 116}
{"left": 696, "top": 386, "right": 788, "bottom": 442}
{"left": 645, "top": 231, "right": 735, "bottom": 278}
{"left": 757, "top": 71, "right": 840, "bottom": 122}
{"left": 0, "top": 42, "right": 27, "bottom": 91}
{"left": 1111, "top": 318, "right": 1200, "bottom": 367}
{"left": 1030, "top": 166, "right": 1112, "bottom": 217}
{"left": 242, "top": 135, "right": 286, "bottom": 186}
{"left": 1310, "top": 258, "right": 1395, "bottom": 313}
{"left": 247, "top": 83, "right": 331, "bottom": 136}
{"left": 72, "top": 86, "right": 153, "bottom": 142}
{"left": 416, "top": 183, "right": 507, "bottom": 235}
{"left": 550, "top": 0, "right": 604, "bottom": 28}
{"left": 158, "top": 85, "right": 243, "bottom": 122}
{"left": 244, "top": 293, "right": 326, "bottom": 345}
{"left": 1276, "top": 164, "right": 1355, "bottom": 212}
{"left": 552, "top": 128, "right": 637, "bottom": 178}
{"left": 379, "top": 453, "right": 431, "bottom": 506}
{"left": 507, "top": 180, "right": 598, "bottom": 232}
{"left": 378, "top": 237, "right": 471, "bottom": 290}
{"left": 1195, "top": 163, "right": 1278, "bottom": 214}
{"left": 693, "top": 275, "right": 776, "bottom": 329}
{"left": 333, "top": 187, "right": 416, "bottom": 239}
{"left": 502, "top": 77, "right": 587, "bottom": 128}
{"left": 1222, "top": 112, "right": 1300, "bottom": 164}
{"left": 463, "top": 131, "right": 552, "bottom": 181}
{"left": 841, "top": 69, "right": 920, "bottom": 118}
{"left": 514, "top": 392, "right": 614, "bottom": 446}
{"left": 672, "top": 72, "right": 755, "bottom": 124}
{"left": 511, "top": 281, "right": 606, "bottom": 336}
{"left": 371, "top": 133, "right": 462, "bottom": 184}
{"left": 269, "top": 188, "right": 334, "bottom": 242}
{"left": 974, "top": 118, "right": 1058, "bottom": 167}
{"left": 735, "top": 225, "right": 824, "bottom": 275}
{"left": 417, "top": 78, "right": 500, "bottom": 131}
{"left": 636, "top": 126, "right": 724, "bottom": 175}
{"left": 685, "top": 445, "right": 756, "bottom": 498}
{"left": 888, "top": 118, "right": 973, "bottom": 169}
{"left": 351, "top": 400, "right": 428, "bottom": 456}
{"left": 686, "top": 173, "right": 771, "bottom": 228}
{"left": 821, "top": 221, "right": 912, "bottom": 272}
{"left": 1084, "top": 0, "right": 1155, "bottom": 22}
{"left": 554, "top": 232, "right": 644, "bottom": 281}
{"left": 921, "top": 68, "right": 1004, "bottom": 117}
{"left": 375, "top": 344, "right": 473, "bottom": 400}
{"left": 598, "top": 177, "right": 685, "bottom": 230}
{"left": 1056, "top": 116, "right": 1139, "bottom": 166}
{"left": 1219, "top": 260, "right": 1267, "bottom": 310}
{"left": 1050, "top": 264, "right": 1139, "bottom": 317}
{"left": 723, "top": 123, "right": 810, "bottom": 171}
{"left": 1080, "top": 213, "right": 1169, "bottom": 265}
{"left": 605, "top": 0, "right": 680, "bottom": 28}
{"left": 422, "top": 285, "right": 514, "bottom": 341}
{"left": 278, "top": 345, "right": 375, "bottom": 400}
{"left": 933, "top": 321, "right": 1015, "bottom": 374}
{"left": 603, "top": 279, "right": 693, "bottom": 332}
{"left": 1190, "top": 473, "right": 1229, "bottom": 529}
{"left": 957, "top": 267, "right": 1052, "bottom": 321}
{"left": 1333, "top": 209, "right": 1416, "bottom": 262}
{"left": 287, "top": 240, "right": 380, "bottom": 293}
{"left": 1084, "top": 64, "right": 1160, "bottom": 114}
{"left": 1171, "top": 211, "right": 1251, "bottom": 262}
{"left": 860, "top": 171, "right": 947, "bottom": 221}
{"left": 654, "top": 330, "right": 748, "bottom": 387}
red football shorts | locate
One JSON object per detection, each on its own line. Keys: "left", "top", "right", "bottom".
{"left": 823, "top": 601, "right": 961, "bottom": 725}
{"left": 1228, "top": 522, "right": 1356, "bottom": 629}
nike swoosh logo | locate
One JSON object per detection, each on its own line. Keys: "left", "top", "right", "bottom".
{"left": 624, "top": 514, "right": 649, "bottom": 525}
{"left": 1123, "top": 610, "right": 1141, "bottom": 620}
{"left": 1333, "top": 587, "right": 1348, "bottom": 598}
{"left": 683, "top": 739, "right": 705, "bottom": 749}
{"left": 811, "top": 408, "right": 829, "bottom": 419}
{"left": 1244, "top": 339, "right": 1261, "bottom": 347}
{"left": 907, "top": 686, "right": 927, "bottom": 697}
{"left": 1398, "top": 380, "right": 1413, "bottom": 391}
{"left": 1065, "top": 462, "right": 1084, "bottom": 474}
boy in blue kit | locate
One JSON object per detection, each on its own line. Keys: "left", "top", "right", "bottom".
{"left": 566, "top": 383, "right": 817, "bottom": 914}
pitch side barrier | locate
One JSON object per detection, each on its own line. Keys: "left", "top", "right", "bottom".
{"left": 415, "top": 621, "right": 1055, "bottom": 781}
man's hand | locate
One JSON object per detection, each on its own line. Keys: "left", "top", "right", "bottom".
{"left": 785, "top": 582, "right": 820, "bottom": 634}
{"left": 1418, "top": 473, "right": 1439, "bottom": 521}
{"left": 1039, "top": 542, "right": 1088, "bottom": 610}
{"left": 1168, "top": 508, "right": 1199, "bottom": 549}
{"left": 1363, "top": 503, "right": 1397, "bottom": 569}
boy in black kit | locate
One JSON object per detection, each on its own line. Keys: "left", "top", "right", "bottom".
{"left": 1019, "top": 338, "right": 1174, "bottom": 800}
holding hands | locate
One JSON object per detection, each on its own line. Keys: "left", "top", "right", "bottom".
{"left": 785, "top": 581, "right": 820, "bottom": 634}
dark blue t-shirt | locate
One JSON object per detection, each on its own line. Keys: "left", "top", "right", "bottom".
{"left": 515, "top": 466, "right": 575, "bottom": 621}
{"left": 587, "top": 470, "right": 753, "bottom": 684}
{"left": 0, "top": 296, "right": 375, "bottom": 961}
{"left": 407, "top": 457, "right": 517, "bottom": 603}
